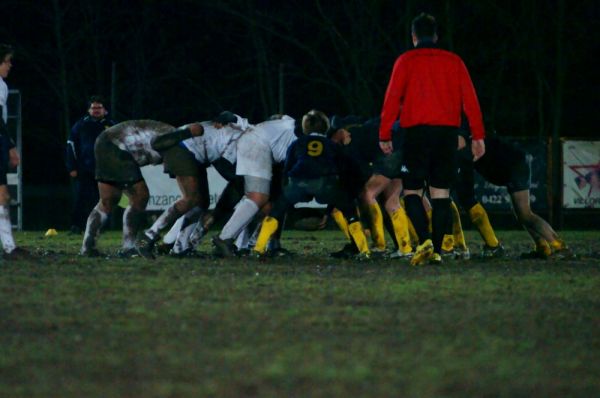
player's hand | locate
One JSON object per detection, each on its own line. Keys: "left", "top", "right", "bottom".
{"left": 189, "top": 123, "right": 204, "bottom": 137}
{"left": 379, "top": 140, "right": 393, "bottom": 155}
{"left": 471, "top": 139, "right": 485, "bottom": 161}
{"left": 69, "top": 170, "right": 78, "bottom": 178}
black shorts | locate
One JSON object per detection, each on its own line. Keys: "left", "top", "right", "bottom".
{"left": 95, "top": 134, "right": 144, "bottom": 187}
{"left": 162, "top": 145, "right": 202, "bottom": 177}
{"left": 476, "top": 152, "right": 531, "bottom": 193}
{"left": 277, "top": 176, "right": 357, "bottom": 220}
{"left": 372, "top": 149, "right": 403, "bottom": 179}
{"left": 401, "top": 126, "right": 458, "bottom": 190}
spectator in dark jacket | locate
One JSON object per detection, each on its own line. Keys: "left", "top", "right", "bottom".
{"left": 65, "top": 96, "right": 116, "bottom": 233}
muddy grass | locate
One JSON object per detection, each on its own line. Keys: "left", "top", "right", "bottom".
{"left": 1, "top": 229, "right": 599, "bottom": 397}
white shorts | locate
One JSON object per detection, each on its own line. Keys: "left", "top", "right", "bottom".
{"left": 236, "top": 130, "right": 273, "bottom": 180}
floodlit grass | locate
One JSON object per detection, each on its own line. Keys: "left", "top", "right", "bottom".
{"left": 1, "top": 229, "right": 599, "bottom": 397}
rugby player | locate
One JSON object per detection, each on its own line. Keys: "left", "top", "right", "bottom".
{"left": 328, "top": 116, "right": 413, "bottom": 259}
{"left": 457, "top": 133, "right": 571, "bottom": 258}
{"left": 134, "top": 117, "right": 243, "bottom": 258}
{"left": 80, "top": 120, "right": 203, "bottom": 257}
{"left": 211, "top": 112, "right": 298, "bottom": 257}
{"left": 253, "top": 110, "right": 371, "bottom": 260}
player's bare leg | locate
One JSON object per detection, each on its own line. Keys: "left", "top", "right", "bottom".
{"left": 511, "top": 190, "right": 569, "bottom": 257}
{"left": 0, "top": 184, "right": 16, "bottom": 254}
{"left": 381, "top": 178, "right": 412, "bottom": 257}
{"left": 362, "top": 175, "right": 389, "bottom": 252}
{"left": 215, "top": 176, "right": 270, "bottom": 257}
{"left": 137, "top": 176, "right": 200, "bottom": 258}
{"left": 118, "top": 180, "right": 149, "bottom": 256}
{"left": 81, "top": 182, "right": 122, "bottom": 256}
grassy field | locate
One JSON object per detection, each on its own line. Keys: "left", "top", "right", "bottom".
{"left": 1, "top": 229, "right": 599, "bottom": 397}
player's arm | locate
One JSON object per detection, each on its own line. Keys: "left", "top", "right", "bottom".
{"left": 151, "top": 123, "right": 204, "bottom": 151}
{"left": 379, "top": 57, "right": 406, "bottom": 150}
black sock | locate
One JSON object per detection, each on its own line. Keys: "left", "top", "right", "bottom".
{"left": 403, "top": 194, "right": 430, "bottom": 244}
{"left": 431, "top": 198, "right": 452, "bottom": 254}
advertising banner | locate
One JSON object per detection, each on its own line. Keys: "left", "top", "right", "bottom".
{"left": 562, "top": 140, "right": 600, "bottom": 208}
{"left": 139, "top": 165, "right": 326, "bottom": 211}
{"left": 140, "top": 165, "right": 227, "bottom": 211}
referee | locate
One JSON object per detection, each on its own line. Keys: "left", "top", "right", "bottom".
{"left": 379, "top": 13, "right": 486, "bottom": 265}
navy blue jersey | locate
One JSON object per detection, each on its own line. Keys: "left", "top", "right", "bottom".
{"left": 285, "top": 133, "right": 341, "bottom": 179}
{"left": 66, "top": 115, "right": 116, "bottom": 174}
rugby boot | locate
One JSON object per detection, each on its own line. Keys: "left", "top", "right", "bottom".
{"left": 454, "top": 246, "right": 471, "bottom": 260}
{"left": 330, "top": 243, "right": 359, "bottom": 259}
{"left": 268, "top": 247, "right": 295, "bottom": 258}
{"left": 520, "top": 244, "right": 551, "bottom": 259}
{"left": 116, "top": 247, "right": 140, "bottom": 259}
{"left": 136, "top": 235, "right": 157, "bottom": 259}
{"left": 482, "top": 243, "right": 506, "bottom": 259}
{"left": 354, "top": 251, "right": 372, "bottom": 262}
{"left": 156, "top": 242, "right": 174, "bottom": 255}
{"left": 389, "top": 249, "right": 413, "bottom": 259}
{"left": 410, "top": 239, "right": 434, "bottom": 266}
{"left": 79, "top": 247, "right": 104, "bottom": 258}
{"left": 3, "top": 247, "right": 33, "bottom": 261}
{"left": 429, "top": 252, "right": 443, "bottom": 265}
{"left": 212, "top": 236, "right": 237, "bottom": 258}
{"left": 370, "top": 247, "right": 387, "bottom": 259}
{"left": 552, "top": 247, "right": 576, "bottom": 260}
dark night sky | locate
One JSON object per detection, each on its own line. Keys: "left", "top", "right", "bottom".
{"left": 0, "top": 0, "right": 599, "bottom": 227}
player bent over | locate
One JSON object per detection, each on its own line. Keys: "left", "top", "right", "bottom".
{"left": 212, "top": 113, "right": 298, "bottom": 257}
{"left": 80, "top": 120, "right": 203, "bottom": 257}
{"left": 253, "top": 110, "right": 371, "bottom": 260}
{"left": 135, "top": 117, "right": 242, "bottom": 258}
{"left": 457, "top": 133, "right": 571, "bottom": 258}
{"left": 328, "top": 116, "right": 412, "bottom": 258}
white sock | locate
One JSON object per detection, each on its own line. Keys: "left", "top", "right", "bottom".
{"left": 145, "top": 205, "right": 183, "bottom": 241}
{"left": 248, "top": 221, "right": 262, "bottom": 248}
{"left": 235, "top": 225, "right": 251, "bottom": 250}
{"left": 81, "top": 205, "right": 109, "bottom": 253}
{"left": 0, "top": 205, "right": 16, "bottom": 253}
{"left": 172, "top": 208, "right": 203, "bottom": 254}
{"left": 219, "top": 197, "right": 259, "bottom": 240}
{"left": 122, "top": 206, "right": 144, "bottom": 250}
{"left": 163, "top": 216, "right": 185, "bottom": 245}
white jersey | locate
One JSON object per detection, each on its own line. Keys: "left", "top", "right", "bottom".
{"left": 181, "top": 121, "right": 242, "bottom": 165}
{"left": 0, "top": 77, "right": 8, "bottom": 123}
{"left": 235, "top": 115, "right": 297, "bottom": 180}
{"left": 255, "top": 115, "right": 297, "bottom": 163}
{"left": 104, "top": 120, "right": 175, "bottom": 166}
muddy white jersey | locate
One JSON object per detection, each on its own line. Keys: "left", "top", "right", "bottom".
{"left": 254, "top": 115, "right": 297, "bottom": 163}
{"left": 105, "top": 120, "right": 175, "bottom": 166}
{"left": 181, "top": 121, "right": 242, "bottom": 165}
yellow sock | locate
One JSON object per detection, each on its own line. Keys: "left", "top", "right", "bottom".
{"left": 400, "top": 198, "right": 419, "bottom": 245}
{"left": 549, "top": 239, "right": 566, "bottom": 251}
{"left": 442, "top": 234, "right": 455, "bottom": 252}
{"left": 426, "top": 209, "right": 432, "bottom": 233}
{"left": 536, "top": 239, "right": 552, "bottom": 257}
{"left": 254, "top": 216, "right": 279, "bottom": 254}
{"left": 390, "top": 207, "right": 412, "bottom": 254}
{"left": 367, "top": 202, "right": 386, "bottom": 250}
{"left": 348, "top": 221, "right": 370, "bottom": 255}
{"left": 450, "top": 201, "right": 467, "bottom": 250}
{"left": 331, "top": 208, "right": 350, "bottom": 240}
{"left": 468, "top": 203, "right": 499, "bottom": 247}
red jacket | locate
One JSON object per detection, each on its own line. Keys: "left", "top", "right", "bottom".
{"left": 379, "top": 45, "right": 485, "bottom": 141}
